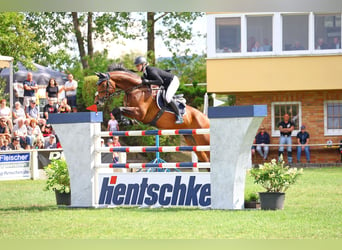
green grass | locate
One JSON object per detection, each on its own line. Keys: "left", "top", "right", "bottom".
{"left": 0, "top": 168, "right": 341, "bottom": 239}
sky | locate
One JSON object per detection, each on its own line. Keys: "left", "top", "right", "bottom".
{"left": 95, "top": 14, "right": 207, "bottom": 59}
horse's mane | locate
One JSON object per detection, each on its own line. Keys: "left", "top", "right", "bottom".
{"left": 107, "top": 63, "right": 137, "bottom": 74}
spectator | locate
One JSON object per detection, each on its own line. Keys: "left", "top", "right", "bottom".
{"left": 64, "top": 74, "right": 78, "bottom": 112}
{"left": 262, "top": 38, "right": 272, "bottom": 51}
{"left": 45, "top": 78, "right": 59, "bottom": 105}
{"left": 12, "top": 101, "right": 26, "bottom": 126}
{"left": 254, "top": 126, "right": 270, "bottom": 161}
{"left": 44, "top": 134, "right": 57, "bottom": 149}
{"left": 33, "top": 137, "right": 45, "bottom": 149}
{"left": 26, "top": 100, "right": 40, "bottom": 121}
{"left": 41, "top": 123, "right": 54, "bottom": 138}
{"left": 330, "top": 37, "right": 340, "bottom": 49}
{"left": 1, "top": 138, "right": 10, "bottom": 150}
{"left": 107, "top": 113, "right": 119, "bottom": 132}
{"left": 0, "top": 117, "right": 11, "bottom": 142}
{"left": 58, "top": 98, "right": 71, "bottom": 113}
{"left": 8, "top": 136, "right": 23, "bottom": 150}
{"left": 251, "top": 41, "right": 264, "bottom": 52}
{"left": 43, "top": 98, "right": 58, "bottom": 121}
{"left": 0, "top": 99, "right": 13, "bottom": 133}
{"left": 12, "top": 118, "right": 31, "bottom": 149}
{"left": 278, "top": 113, "right": 295, "bottom": 164}
{"left": 112, "top": 136, "right": 121, "bottom": 163}
{"left": 296, "top": 125, "right": 310, "bottom": 163}
{"left": 316, "top": 38, "right": 328, "bottom": 50}
{"left": 23, "top": 72, "right": 38, "bottom": 111}
{"left": 27, "top": 119, "right": 43, "bottom": 148}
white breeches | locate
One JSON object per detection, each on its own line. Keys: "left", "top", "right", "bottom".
{"left": 165, "top": 76, "right": 180, "bottom": 103}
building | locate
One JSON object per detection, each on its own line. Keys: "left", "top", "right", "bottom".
{"left": 206, "top": 12, "right": 342, "bottom": 164}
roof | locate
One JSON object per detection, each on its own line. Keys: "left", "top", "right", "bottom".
{"left": 0, "top": 62, "right": 67, "bottom": 86}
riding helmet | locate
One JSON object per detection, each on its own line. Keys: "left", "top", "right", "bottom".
{"left": 134, "top": 56, "right": 147, "bottom": 65}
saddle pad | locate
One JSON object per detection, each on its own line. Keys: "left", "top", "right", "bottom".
{"left": 156, "top": 89, "right": 186, "bottom": 117}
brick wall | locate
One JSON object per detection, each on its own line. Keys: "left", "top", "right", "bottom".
{"left": 234, "top": 90, "right": 342, "bottom": 164}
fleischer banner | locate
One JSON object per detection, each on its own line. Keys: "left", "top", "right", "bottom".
{"left": 0, "top": 152, "right": 31, "bottom": 180}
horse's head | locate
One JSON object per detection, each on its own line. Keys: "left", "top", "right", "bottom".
{"left": 94, "top": 72, "right": 116, "bottom": 105}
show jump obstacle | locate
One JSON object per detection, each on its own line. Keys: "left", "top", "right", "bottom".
{"left": 49, "top": 105, "right": 267, "bottom": 209}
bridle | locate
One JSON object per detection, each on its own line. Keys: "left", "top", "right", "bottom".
{"left": 95, "top": 73, "right": 123, "bottom": 102}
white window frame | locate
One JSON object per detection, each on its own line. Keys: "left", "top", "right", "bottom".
{"left": 207, "top": 12, "right": 342, "bottom": 59}
{"left": 271, "top": 101, "right": 302, "bottom": 137}
{"left": 324, "top": 100, "right": 342, "bottom": 136}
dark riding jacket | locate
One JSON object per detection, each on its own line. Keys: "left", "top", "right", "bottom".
{"left": 143, "top": 66, "right": 174, "bottom": 89}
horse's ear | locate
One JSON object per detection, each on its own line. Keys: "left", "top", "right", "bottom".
{"left": 100, "top": 73, "right": 108, "bottom": 78}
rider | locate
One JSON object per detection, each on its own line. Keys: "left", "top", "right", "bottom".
{"left": 134, "top": 56, "right": 184, "bottom": 124}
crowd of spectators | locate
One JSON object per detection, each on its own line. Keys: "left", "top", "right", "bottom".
{"left": 0, "top": 72, "right": 78, "bottom": 151}
{"left": 0, "top": 96, "right": 70, "bottom": 151}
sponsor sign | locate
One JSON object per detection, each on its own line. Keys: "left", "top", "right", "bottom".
{"left": 37, "top": 150, "right": 64, "bottom": 169}
{"left": 97, "top": 172, "right": 211, "bottom": 207}
{"left": 0, "top": 153, "right": 31, "bottom": 180}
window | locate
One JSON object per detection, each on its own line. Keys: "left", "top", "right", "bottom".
{"left": 315, "top": 14, "right": 341, "bottom": 50}
{"left": 215, "top": 17, "right": 241, "bottom": 53}
{"left": 208, "top": 12, "right": 342, "bottom": 58}
{"left": 282, "top": 14, "right": 309, "bottom": 51}
{"left": 324, "top": 101, "right": 342, "bottom": 135}
{"left": 247, "top": 15, "right": 273, "bottom": 52}
{"left": 271, "top": 102, "right": 301, "bottom": 136}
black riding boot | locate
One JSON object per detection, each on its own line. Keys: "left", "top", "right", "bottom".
{"left": 169, "top": 99, "right": 184, "bottom": 124}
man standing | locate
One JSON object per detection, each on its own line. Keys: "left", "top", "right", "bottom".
{"left": 23, "top": 72, "right": 38, "bottom": 111}
{"left": 278, "top": 113, "right": 295, "bottom": 163}
{"left": 64, "top": 74, "right": 78, "bottom": 112}
{"left": 296, "top": 125, "right": 310, "bottom": 163}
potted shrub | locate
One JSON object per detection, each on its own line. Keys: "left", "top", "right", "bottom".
{"left": 244, "top": 192, "right": 260, "bottom": 209}
{"left": 43, "top": 158, "right": 71, "bottom": 205}
{"left": 249, "top": 157, "right": 303, "bottom": 210}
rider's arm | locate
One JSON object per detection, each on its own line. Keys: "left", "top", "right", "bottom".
{"left": 142, "top": 79, "right": 162, "bottom": 85}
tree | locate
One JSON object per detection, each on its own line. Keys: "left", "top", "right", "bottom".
{"left": 144, "top": 12, "right": 204, "bottom": 65}
{"left": 25, "top": 12, "right": 204, "bottom": 70}
{"left": 25, "top": 12, "right": 138, "bottom": 71}
{"left": 0, "top": 12, "right": 42, "bottom": 70}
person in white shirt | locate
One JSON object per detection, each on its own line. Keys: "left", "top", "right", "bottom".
{"left": 12, "top": 101, "right": 26, "bottom": 125}
{"left": 64, "top": 74, "right": 78, "bottom": 112}
{"left": 0, "top": 99, "right": 13, "bottom": 132}
{"left": 107, "top": 113, "right": 119, "bottom": 132}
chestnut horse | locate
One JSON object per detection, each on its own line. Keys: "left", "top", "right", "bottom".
{"left": 94, "top": 65, "right": 210, "bottom": 162}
